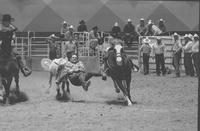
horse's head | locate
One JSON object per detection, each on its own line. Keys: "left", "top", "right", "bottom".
{"left": 114, "top": 44, "right": 123, "bottom": 66}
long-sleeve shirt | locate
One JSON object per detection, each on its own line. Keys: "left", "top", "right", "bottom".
{"left": 152, "top": 43, "right": 165, "bottom": 54}
{"left": 89, "top": 30, "right": 99, "bottom": 40}
{"left": 172, "top": 40, "right": 182, "bottom": 54}
{"left": 136, "top": 24, "right": 147, "bottom": 36}
{"left": 64, "top": 41, "right": 76, "bottom": 53}
{"left": 111, "top": 26, "right": 121, "bottom": 36}
{"left": 140, "top": 43, "right": 151, "bottom": 55}
{"left": 77, "top": 25, "right": 87, "bottom": 32}
{"left": 183, "top": 41, "right": 193, "bottom": 53}
{"left": 192, "top": 40, "right": 199, "bottom": 53}
{"left": 65, "top": 31, "right": 74, "bottom": 41}
{"left": 123, "top": 24, "right": 135, "bottom": 34}
{"left": 64, "top": 61, "right": 85, "bottom": 73}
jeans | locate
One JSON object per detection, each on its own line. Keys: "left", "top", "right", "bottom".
{"left": 155, "top": 53, "right": 166, "bottom": 75}
{"left": 142, "top": 53, "right": 150, "bottom": 74}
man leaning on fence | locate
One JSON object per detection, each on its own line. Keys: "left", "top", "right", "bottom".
{"left": 140, "top": 37, "right": 151, "bottom": 75}
{"left": 191, "top": 34, "right": 199, "bottom": 77}
{"left": 152, "top": 37, "right": 166, "bottom": 76}
{"left": 182, "top": 34, "right": 195, "bottom": 77}
{"left": 171, "top": 33, "right": 182, "bottom": 77}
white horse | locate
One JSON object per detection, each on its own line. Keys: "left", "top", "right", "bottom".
{"left": 41, "top": 58, "right": 70, "bottom": 96}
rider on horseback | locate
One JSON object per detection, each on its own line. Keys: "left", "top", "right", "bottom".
{"left": 0, "top": 14, "right": 31, "bottom": 77}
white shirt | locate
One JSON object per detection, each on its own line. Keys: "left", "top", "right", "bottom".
{"left": 192, "top": 40, "right": 199, "bottom": 53}
{"left": 183, "top": 41, "right": 193, "bottom": 53}
{"left": 152, "top": 43, "right": 165, "bottom": 54}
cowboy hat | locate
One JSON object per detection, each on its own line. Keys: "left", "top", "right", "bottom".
{"left": 187, "top": 34, "right": 193, "bottom": 40}
{"left": 143, "top": 37, "right": 151, "bottom": 43}
{"left": 79, "top": 20, "right": 85, "bottom": 24}
{"left": 193, "top": 34, "right": 199, "bottom": 38}
{"left": 148, "top": 20, "right": 153, "bottom": 25}
{"left": 173, "top": 32, "right": 179, "bottom": 38}
{"left": 69, "top": 25, "right": 74, "bottom": 29}
{"left": 114, "top": 22, "right": 119, "bottom": 26}
{"left": 140, "top": 18, "right": 145, "bottom": 21}
{"left": 173, "top": 32, "right": 178, "bottom": 36}
{"left": 184, "top": 34, "right": 188, "bottom": 38}
{"left": 127, "top": 18, "right": 132, "bottom": 22}
{"left": 159, "top": 18, "right": 165, "bottom": 22}
{"left": 0, "top": 14, "right": 15, "bottom": 22}
{"left": 41, "top": 58, "right": 52, "bottom": 71}
{"left": 62, "top": 21, "right": 68, "bottom": 24}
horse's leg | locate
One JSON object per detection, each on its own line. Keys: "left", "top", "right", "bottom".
{"left": 56, "top": 84, "right": 61, "bottom": 98}
{"left": 124, "top": 78, "right": 133, "bottom": 104}
{"left": 112, "top": 79, "right": 120, "bottom": 93}
{"left": 115, "top": 79, "right": 132, "bottom": 106}
{"left": 61, "top": 81, "right": 66, "bottom": 97}
{"left": 14, "top": 72, "right": 20, "bottom": 96}
{"left": 65, "top": 79, "right": 70, "bottom": 94}
{"left": 46, "top": 73, "right": 53, "bottom": 94}
{"left": 5, "top": 77, "right": 12, "bottom": 104}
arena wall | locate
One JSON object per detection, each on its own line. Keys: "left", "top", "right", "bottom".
{"left": 0, "top": 0, "right": 199, "bottom": 32}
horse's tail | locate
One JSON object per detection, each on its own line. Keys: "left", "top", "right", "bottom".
{"left": 41, "top": 58, "right": 52, "bottom": 71}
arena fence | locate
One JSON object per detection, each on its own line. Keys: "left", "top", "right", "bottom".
{"left": 138, "top": 36, "right": 186, "bottom": 72}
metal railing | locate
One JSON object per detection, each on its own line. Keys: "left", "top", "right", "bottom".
{"left": 138, "top": 36, "right": 185, "bottom": 71}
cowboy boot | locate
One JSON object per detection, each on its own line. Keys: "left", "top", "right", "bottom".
{"left": 16, "top": 55, "right": 32, "bottom": 77}
{"left": 79, "top": 73, "right": 91, "bottom": 91}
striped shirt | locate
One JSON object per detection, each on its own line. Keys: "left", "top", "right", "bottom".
{"left": 64, "top": 61, "right": 85, "bottom": 73}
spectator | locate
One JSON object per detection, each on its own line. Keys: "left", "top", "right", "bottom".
{"left": 111, "top": 22, "right": 121, "bottom": 38}
{"left": 123, "top": 18, "right": 139, "bottom": 46}
{"left": 191, "top": 34, "right": 199, "bottom": 76}
{"left": 146, "top": 20, "right": 162, "bottom": 36}
{"left": 46, "top": 34, "right": 59, "bottom": 60}
{"left": 136, "top": 18, "right": 147, "bottom": 36}
{"left": 60, "top": 21, "right": 69, "bottom": 37}
{"left": 77, "top": 20, "right": 88, "bottom": 32}
{"left": 63, "top": 37, "right": 77, "bottom": 60}
{"left": 65, "top": 25, "right": 75, "bottom": 41}
{"left": 171, "top": 33, "right": 182, "bottom": 77}
{"left": 139, "top": 37, "right": 151, "bottom": 75}
{"left": 182, "top": 34, "right": 195, "bottom": 76}
{"left": 152, "top": 37, "right": 166, "bottom": 76}
{"left": 89, "top": 26, "right": 100, "bottom": 52}
{"left": 158, "top": 19, "right": 167, "bottom": 35}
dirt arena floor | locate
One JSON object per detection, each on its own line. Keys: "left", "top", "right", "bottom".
{"left": 0, "top": 71, "right": 198, "bottom": 131}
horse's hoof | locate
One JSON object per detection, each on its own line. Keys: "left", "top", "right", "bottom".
{"left": 102, "top": 76, "right": 107, "bottom": 81}
{"left": 127, "top": 100, "right": 132, "bottom": 106}
{"left": 127, "top": 102, "right": 132, "bottom": 106}
{"left": 56, "top": 93, "right": 61, "bottom": 98}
